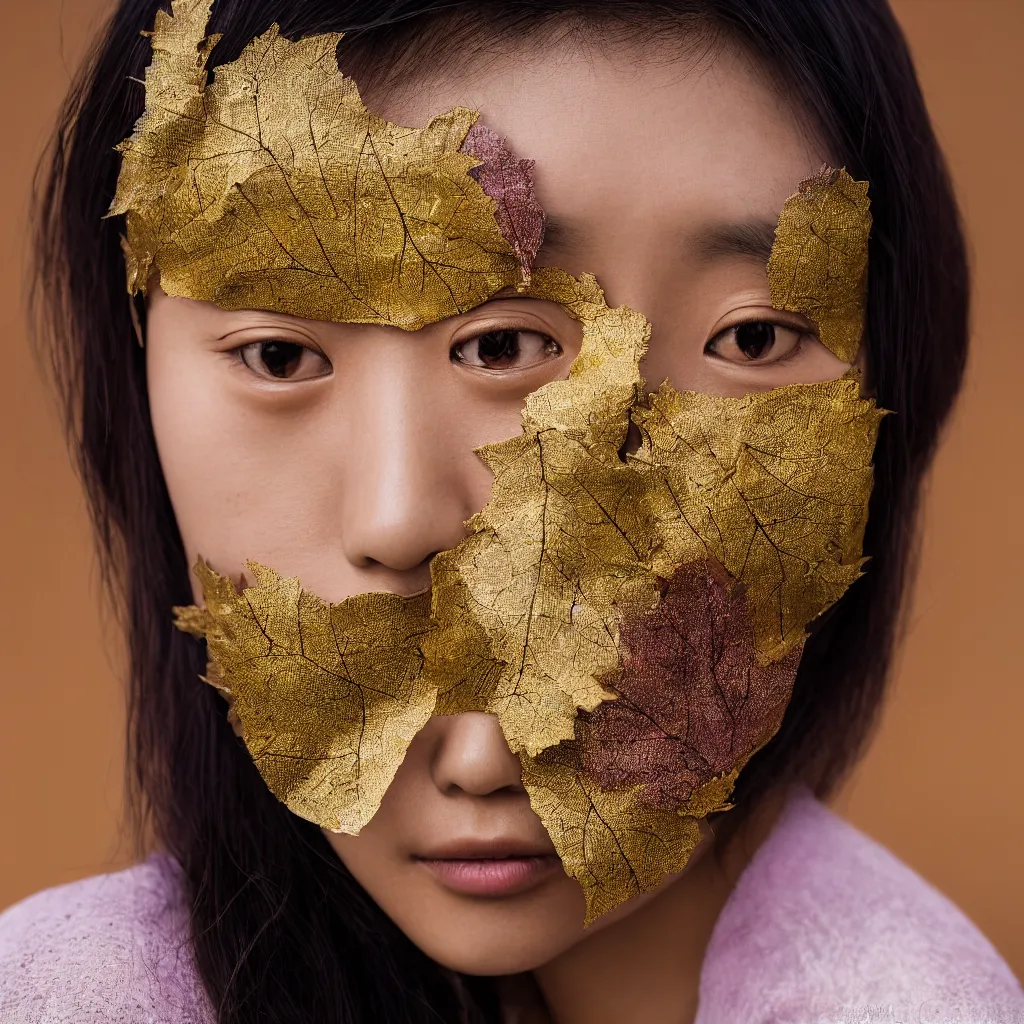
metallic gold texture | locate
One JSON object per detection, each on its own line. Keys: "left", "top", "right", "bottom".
{"left": 766, "top": 166, "right": 872, "bottom": 364}
{"left": 175, "top": 561, "right": 435, "bottom": 834}
{"left": 110, "top": 0, "right": 530, "bottom": 329}
{"left": 519, "top": 749, "right": 708, "bottom": 925}
{"left": 426, "top": 269, "right": 879, "bottom": 752}
{"left": 423, "top": 268, "right": 658, "bottom": 756}
{"left": 636, "top": 374, "right": 881, "bottom": 664}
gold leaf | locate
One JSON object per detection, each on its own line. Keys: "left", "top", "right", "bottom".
{"left": 182, "top": 559, "right": 436, "bottom": 833}
{"left": 422, "top": 268, "right": 662, "bottom": 755}
{"left": 172, "top": 602, "right": 215, "bottom": 639}
{"left": 109, "top": 0, "right": 522, "bottom": 328}
{"left": 521, "top": 748, "right": 737, "bottom": 925}
{"left": 423, "top": 269, "right": 879, "bottom": 753}
{"left": 635, "top": 376, "right": 882, "bottom": 663}
{"left": 426, "top": 569, "right": 506, "bottom": 718}
{"left": 766, "top": 166, "right": 872, "bottom": 364}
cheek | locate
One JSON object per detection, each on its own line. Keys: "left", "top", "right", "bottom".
{"left": 146, "top": 341, "right": 346, "bottom": 593}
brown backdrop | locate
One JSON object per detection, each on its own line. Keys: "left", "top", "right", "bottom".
{"left": 1, "top": 0, "right": 1021, "bottom": 977}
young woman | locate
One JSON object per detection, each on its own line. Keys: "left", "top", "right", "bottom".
{"left": 1, "top": 1, "right": 1020, "bottom": 1022}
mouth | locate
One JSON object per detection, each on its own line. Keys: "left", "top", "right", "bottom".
{"left": 414, "top": 840, "right": 561, "bottom": 897}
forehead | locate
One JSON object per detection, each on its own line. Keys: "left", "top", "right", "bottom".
{"left": 367, "top": 41, "right": 826, "bottom": 262}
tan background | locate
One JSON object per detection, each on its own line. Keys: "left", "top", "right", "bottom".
{"left": 1, "top": 0, "right": 1021, "bottom": 977}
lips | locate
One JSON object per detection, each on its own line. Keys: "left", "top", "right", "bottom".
{"left": 414, "top": 838, "right": 561, "bottom": 897}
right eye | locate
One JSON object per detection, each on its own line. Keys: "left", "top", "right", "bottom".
{"left": 238, "top": 340, "right": 332, "bottom": 381}
{"left": 450, "top": 328, "right": 562, "bottom": 371}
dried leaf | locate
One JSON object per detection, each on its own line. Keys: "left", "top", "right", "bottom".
{"left": 174, "top": 560, "right": 435, "bottom": 833}
{"left": 520, "top": 746, "right": 737, "bottom": 924}
{"left": 422, "top": 267, "right": 662, "bottom": 755}
{"left": 514, "top": 560, "right": 793, "bottom": 920}
{"left": 422, "top": 269, "right": 879, "bottom": 754}
{"left": 460, "top": 123, "right": 545, "bottom": 284}
{"left": 766, "top": 167, "right": 871, "bottom": 364}
{"left": 577, "top": 559, "right": 802, "bottom": 810}
{"left": 109, "top": 0, "right": 526, "bottom": 328}
{"left": 635, "top": 377, "right": 882, "bottom": 663}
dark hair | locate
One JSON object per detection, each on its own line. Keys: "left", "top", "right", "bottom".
{"left": 34, "top": 1, "right": 967, "bottom": 1021}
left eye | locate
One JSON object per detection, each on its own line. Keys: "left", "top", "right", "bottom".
{"left": 705, "top": 321, "right": 804, "bottom": 364}
{"left": 238, "top": 340, "right": 332, "bottom": 381}
{"left": 451, "top": 329, "right": 562, "bottom": 370}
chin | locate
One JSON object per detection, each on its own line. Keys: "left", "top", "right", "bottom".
{"left": 403, "top": 913, "right": 581, "bottom": 976}
{"left": 369, "top": 874, "right": 590, "bottom": 975}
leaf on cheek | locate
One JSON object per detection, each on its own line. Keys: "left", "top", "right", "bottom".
{"left": 175, "top": 560, "right": 436, "bottom": 834}
{"left": 422, "top": 268, "right": 663, "bottom": 755}
{"left": 520, "top": 744, "right": 736, "bottom": 925}
{"left": 634, "top": 378, "right": 882, "bottom": 663}
{"left": 424, "top": 266, "right": 878, "bottom": 765}
{"left": 577, "top": 559, "right": 802, "bottom": 811}
{"left": 515, "top": 560, "right": 798, "bottom": 924}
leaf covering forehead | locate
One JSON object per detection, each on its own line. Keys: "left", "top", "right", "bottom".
{"left": 110, "top": 0, "right": 538, "bottom": 329}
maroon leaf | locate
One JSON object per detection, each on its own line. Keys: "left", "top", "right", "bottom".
{"left": 461, "top": 122, "right": 545, "bottom": 282}
{"left": 578, "top": 560, "right": 802, "bottom": 810}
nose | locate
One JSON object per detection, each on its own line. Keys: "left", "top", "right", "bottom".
{"left": 339, "top": 337, "right": 487, "bottom": 576}
{"left": 431, "top": 713, "right": 525, "bottom": 796}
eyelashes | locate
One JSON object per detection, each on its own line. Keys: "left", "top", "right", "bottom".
{"left": 237, "top": 340, "right": 332, "bottom": 381}
{"left": 233, "top": 328, "right": 565, "bottom": 384}
{"left": 704, "top": 319, "right": 810, "bottom": 366}
{"left": 450, "top": 328, "right": 563, "bottom": 371}
{"left": 232, "top": 317, "right": 816, "bottom": 386}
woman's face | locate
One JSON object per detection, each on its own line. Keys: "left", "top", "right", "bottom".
{"left": 147, "top": 38, "right": 840, "bottom": 975}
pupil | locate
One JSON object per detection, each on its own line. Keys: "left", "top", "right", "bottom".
{"left": 735, "top": 322, "right": 775, "bottom": 360}
{"left": 477, "top": 330, "right": 519, "bottom": 365}
{"left": 261, "top": 341, "right": 303, "bottom": 378}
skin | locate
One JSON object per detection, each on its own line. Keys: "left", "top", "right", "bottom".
{"left": 146, "top": 35, "right": 845, "bottom": 1024}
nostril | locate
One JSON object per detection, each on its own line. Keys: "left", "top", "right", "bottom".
{"left": 364, "top": 549, "right": 438, "bottom": 571}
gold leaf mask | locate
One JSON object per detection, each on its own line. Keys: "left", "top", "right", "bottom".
{"left": 130, "top": 3, "right": 882, "bottom": 922}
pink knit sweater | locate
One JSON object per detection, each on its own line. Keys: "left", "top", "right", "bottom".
{"left": 1, "top": 788, "right": 1021, "bottom": 1023}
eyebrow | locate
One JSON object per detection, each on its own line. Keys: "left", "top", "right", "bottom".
{"left": 538, "top": 215, "right": 779, "bottom": 265}
{"left": 537, "top": 215, "right": 585, "bottom": 256}
{"left": 691, "top": 218, "right": 779, "bottom": 265}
